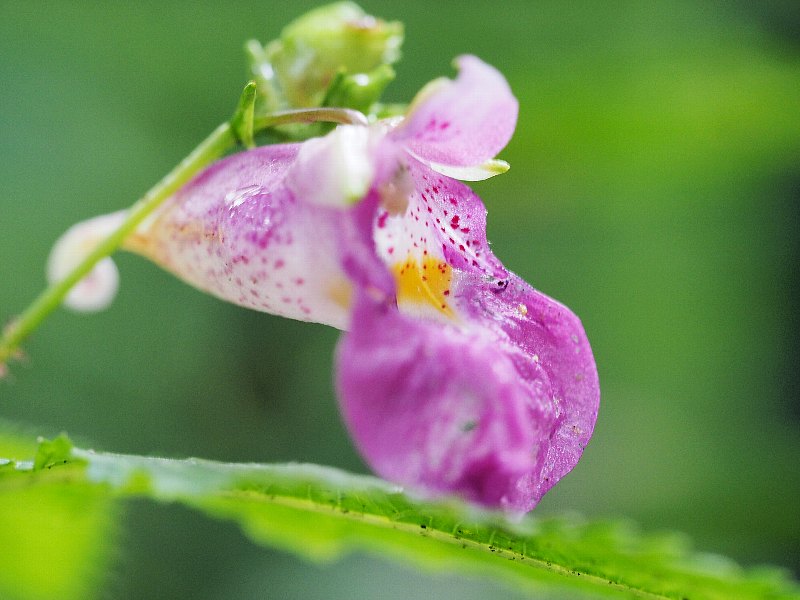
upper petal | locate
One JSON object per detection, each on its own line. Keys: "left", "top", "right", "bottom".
{"left": 391, "top": 55, "right": 518, "bottom": 168}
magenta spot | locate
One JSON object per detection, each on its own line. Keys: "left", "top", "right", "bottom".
{"left": 377, "top": 212, "right": 388, "bottom": 229}
{"left": 387, "top": 247, "right": 394, "bottom": 254}
{"left": 274, "top": 259, "right": 285, "bottom": 269}
{"left": 450, "top": 215, "right": 460, "bottom": 229}
{"left": 294, "top": 278, "right": 305, "bottom": 285}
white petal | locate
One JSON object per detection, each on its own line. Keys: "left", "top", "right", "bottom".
{"left": 286, "top": 124, "right": 376, "bottom": 207}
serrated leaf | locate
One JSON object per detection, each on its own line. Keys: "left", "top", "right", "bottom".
{"left": 33, "top": 432, "right": 74, "bottom": 471}
{"left": 1, "top": 438, "right": 797, "bottom": 600}
{"left": 0, "top": 430, "right": 117, "bottom": 600}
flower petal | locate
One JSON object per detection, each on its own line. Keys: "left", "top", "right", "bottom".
{"left": 336, "top": 291, "right": 543, "bottom": 511}
{"left": 286, "top": 124, "right": 377, "bottom": 207}
{"left": 456, "top": 273, "right": 600, "bottom": 505}
{"left": 336, "top": 275, "right": 599, "bottom": 513}
{"left": 391, "top": 55, "right": 518, "bottom": 168}
{"left": 337, "top": 155, "right": 598, "bottom": 512}
{"left": 124, "top": 144, "right": 352, "bottom": 329}
{"left": 373, "top": 158, "right": 508, "bottom": 306}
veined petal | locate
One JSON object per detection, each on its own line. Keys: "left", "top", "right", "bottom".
{"left": 373, "top": 157, "right": 507, "bottom": 315}
{"left": 124, "top": 145, "right": 352, "bottom": 329}
{"left": 391, "top": 55, "right": 518, "bottom": 168}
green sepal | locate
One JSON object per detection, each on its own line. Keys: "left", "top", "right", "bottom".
{"left": 230, "top": 81, "right": 258, "bottom": 149}
{"left": 322, "top": 64, "right": 396, "bottom": 116}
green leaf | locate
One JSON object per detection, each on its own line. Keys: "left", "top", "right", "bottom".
{"left": 2, "top": 436, "right": 797, "bottom": 600}
{"left": 0, "top": 430, "right": 118, "bottom": 600}
{"left": 33, "top": 432, "right": 74, "bottom": 471}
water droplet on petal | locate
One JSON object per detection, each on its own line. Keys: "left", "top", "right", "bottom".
{"left": 224, "top": 184, "right": 263, "bottom": 210}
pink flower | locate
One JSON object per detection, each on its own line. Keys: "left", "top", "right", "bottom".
{"left": 53, "top": 56, "right": 599, "bottom": 513}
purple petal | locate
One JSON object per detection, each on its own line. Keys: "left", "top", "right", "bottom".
{"left": 456, "top": 273, "right": 600, "bottom": 505}
{"left": 336, "top": 291, "right": 543, "bottom": 511}
{"left": 336, "top": 151, "right": 599, "bottom": 512}
{"left": 126, "top": 145, "right": 352, "bottom": 329}
{"left": 336, "top": 276, "right": 598, "bottom": 513}
{"left": 391, "top": 55, "right": 518, "bottom": 168}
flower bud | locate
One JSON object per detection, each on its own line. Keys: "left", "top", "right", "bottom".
{"left": 248, "top": 2, "right": 402, "bottom": 113}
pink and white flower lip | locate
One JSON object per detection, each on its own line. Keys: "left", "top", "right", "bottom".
{"left": 50, "top": 55, "right": 599, "bottom": 513}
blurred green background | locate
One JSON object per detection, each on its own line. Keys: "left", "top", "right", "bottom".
{"left": 1, "top": 1, "right": 798, "bottom": 598}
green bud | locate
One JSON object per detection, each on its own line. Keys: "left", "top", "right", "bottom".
{"left": 321, "top": 64, "right": 396, "bottom": 115}
{"left": 248, "top": 2, "right": 403, "bottom": 113}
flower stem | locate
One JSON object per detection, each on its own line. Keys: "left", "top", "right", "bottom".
{"left": 0, "top": 122, "right": 234, "bottom": 367}
{"left": 0, "top": 106, "right": 367, "bottom": 369}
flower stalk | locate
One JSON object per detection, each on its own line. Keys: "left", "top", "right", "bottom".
{"left": 0, "top": 95, "right": 367, "bottom": 369}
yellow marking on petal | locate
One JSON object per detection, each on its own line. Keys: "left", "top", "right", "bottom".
{"left": 392, "top": 256, "right": 453, "bottom": 317}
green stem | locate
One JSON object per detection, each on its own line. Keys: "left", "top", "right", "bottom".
{"left": 0, "top": 106, "right": 367, "bottom": 368}
{"left": 254, "top": 107, "right": 369, "bottom": 128}
{"left": 0, "top": 122, "right": 235, "bottom": 366}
